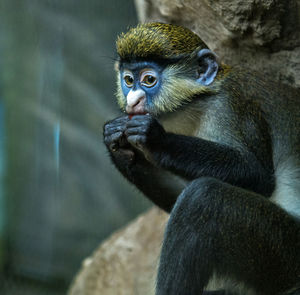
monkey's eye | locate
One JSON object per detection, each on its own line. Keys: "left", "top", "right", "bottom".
{"left": 142, "top": 75, "right": 157, "bottom": 87}
{"left": 124, "top": 75, "right": 134, "bottom": 87}
{"left": 140, "top": 70, "right": 158, "bottom": 88}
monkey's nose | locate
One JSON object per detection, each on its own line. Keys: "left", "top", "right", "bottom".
{"left": 126, "top": 89, "right": 146, "bottom": 114}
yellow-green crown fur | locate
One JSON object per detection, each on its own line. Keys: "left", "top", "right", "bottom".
{"left": 116, "top": 23, "right": 208, "bottom": 60}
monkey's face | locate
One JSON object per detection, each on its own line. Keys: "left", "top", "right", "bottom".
{"left": 117, "top": 59, "right": 207, "bottom": 117}
{"left": 119, "top": 61, "right": 163, "bottom": 116}
{"left": 116, "top": 50, "right": 219, "bottom": 117}
{"left": 116, "top": 23, "right": 220, "bottom": 116}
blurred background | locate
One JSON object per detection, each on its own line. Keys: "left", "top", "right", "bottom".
{"left": 0, "top": 0, "right": 151, "bottom": 294}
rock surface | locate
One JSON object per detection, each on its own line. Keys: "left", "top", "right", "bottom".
{"left": 135, "top": 0, "right": 300, "bottom": 88}
{"left": 68, "top": 208, "right": 168, "bottom": 295}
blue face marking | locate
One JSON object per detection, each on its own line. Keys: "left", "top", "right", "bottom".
{"left": 120, "top": 61, "right": 163, "bottom": 107}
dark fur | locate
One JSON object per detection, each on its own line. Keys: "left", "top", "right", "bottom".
{"left": 103, "top": 64, "right": 300, "bottom": 294}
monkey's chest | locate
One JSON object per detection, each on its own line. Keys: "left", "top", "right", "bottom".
{"left": 160, "top": 111, "right": 243, "bottom": 160}
{"left": 160, "top": 110, "right": 230, "bottom": 145}
{"left": 159, "top": 110, "right": 200, "bottom": 137}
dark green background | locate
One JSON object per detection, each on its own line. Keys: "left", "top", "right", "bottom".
{"left": 0, "top": 1, "right": 150, "bottom": 294}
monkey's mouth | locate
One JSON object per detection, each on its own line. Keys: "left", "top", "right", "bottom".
{"left": 127, "top": 111, "right": 149, "bottom": 116}
{"left": 128, "top": 111, "right": 149, "bottom": 119}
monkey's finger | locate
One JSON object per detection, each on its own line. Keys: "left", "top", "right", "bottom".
{"left": 103, "top": 131, "right": 123, "bottom": 146}
{"left": 104, "top": 118, "right": 128, "bottom": 129}
{"left": 104, "top": 116, "right": 130, "bottom": 133}
{"left": 126, "top": 116, "right": 153, "bottom": 128}
{"left": 110, "top": 131, "right": 123, "bottom": 141}
{"left": 113, "top": 116, "right": 130, "bottom": 126}
{"left": 104, "top": 124, "right": 126, "bottom": 136}
{"left": 125, "top": 127, "right": 147, "bottom": 136}
{"left": 127, "top": 135, "right": 147, "bottom": 148}
{"left": 107, "top": 116, "right": 130, "bottom": 124}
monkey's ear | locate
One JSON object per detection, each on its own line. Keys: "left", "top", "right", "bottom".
{"left": 196, "top": 49, "right": 219, "bottom": 86}
{"left": 114, "top": 61, "right": 120, "bottom": 72}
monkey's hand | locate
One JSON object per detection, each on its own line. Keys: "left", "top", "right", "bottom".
{"left": 125, "top": 115, "right": 166, "bottom": 163}
{"left": 103, "top": 116, "right": 135, "bottom": 162}
{"left": 104, "top": 115, "right": 183, "bottom": 212}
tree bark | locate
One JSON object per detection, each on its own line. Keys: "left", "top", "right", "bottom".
{"left": 135, "top": 0, "right": 300, "bottom": 88}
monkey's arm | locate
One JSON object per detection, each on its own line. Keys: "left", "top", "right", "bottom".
{"left": 103, "top": 116, "right": 185, "bottom": 212}
{"left": 125, "top": 115, "right": 274, "bottom": 197}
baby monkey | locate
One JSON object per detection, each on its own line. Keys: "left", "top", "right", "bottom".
{"left": 104, "top": 23, "right": 300, "bottom": 295}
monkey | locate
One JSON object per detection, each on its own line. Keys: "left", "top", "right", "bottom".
{"left": 103, "top": 23, "right": 300, "bottom": 295}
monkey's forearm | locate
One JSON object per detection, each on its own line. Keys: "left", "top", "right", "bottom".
{"left": 110, "top": 150, "right": 185, "bottom": 212}
{"left": 152, "top": 133, "right": 274, "bottom": 197}
{"left": 124, "top": 115, "right": 274, "bottom": 196}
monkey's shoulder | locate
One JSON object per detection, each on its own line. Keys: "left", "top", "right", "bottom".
{"left": 160, "top": 97, "right": 245, "bottom": 150}
{"left": 221, "top": 67, "right": 300, "bottom": 105}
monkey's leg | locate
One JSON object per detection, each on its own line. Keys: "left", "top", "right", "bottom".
{"left": 112, "top": 149, "right": 185, "bottom": 212}
{"left": 156, "top": 177, "right": 300, "bottom": 295}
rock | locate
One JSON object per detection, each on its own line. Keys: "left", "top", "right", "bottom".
{"left": 135, "top": 0, "right": 300, "bottom": 88}
{"left": 68, "top": 208, "right": 168, "bottom": 295}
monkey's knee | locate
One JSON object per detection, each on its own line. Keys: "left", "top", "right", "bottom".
{"left": 172, "top": 177, "right": 222, "bottom": 219}
{"left": 178, "top": 176, "right": 220, "bottom": 200}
